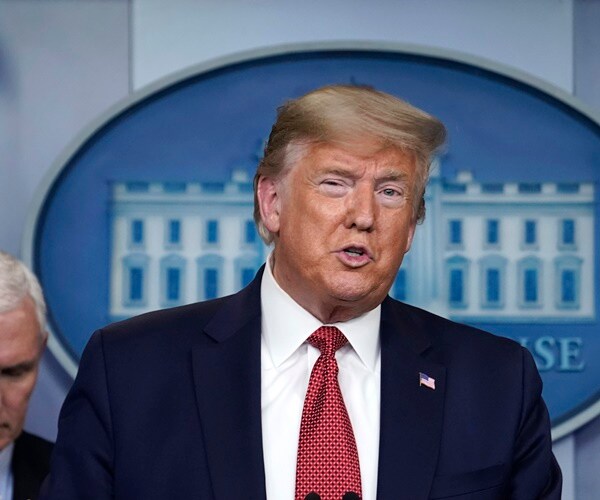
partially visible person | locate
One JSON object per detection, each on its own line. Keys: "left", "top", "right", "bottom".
{"left": 0, "top": 251, "right": 53, "bottom": 500}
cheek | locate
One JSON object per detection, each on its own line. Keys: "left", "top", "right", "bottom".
{"left": 281, "top": 200, "right": 330, "bottom": 240}
{"left": 3, "top": 378, "right": 37, "bottom": 413}
{"left": 380, "top": 221, "right": 414, "bottom": 257}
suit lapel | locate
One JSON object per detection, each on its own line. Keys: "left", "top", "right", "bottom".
{"left": 192, "top": 271, "right": 266, "bottom": 500}
{"left": 376, "top": 298, "right": 446, "bottom": 499}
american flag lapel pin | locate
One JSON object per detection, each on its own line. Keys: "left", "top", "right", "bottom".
{"left": 419, "top": 372, "right": 436, "bottom": 390}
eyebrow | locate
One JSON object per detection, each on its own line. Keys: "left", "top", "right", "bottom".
{"left": 375, "top": 170, "right": 411, "bottom": 182}
{"left": 322, "top": 167, "right": 360, "bottom": 179}
{"left": 322, "top": 167, "right": 410, "bottom": 182}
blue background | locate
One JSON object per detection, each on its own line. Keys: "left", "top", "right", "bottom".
{"left": 34, "top": 50, "right": 600, "bottom": 425}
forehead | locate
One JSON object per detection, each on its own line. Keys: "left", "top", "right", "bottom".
{"left": 295, "top": 140, "right": 416, "bottom": 175}
{"left": 0, "top": 297, "right": 41, "bottom": 365}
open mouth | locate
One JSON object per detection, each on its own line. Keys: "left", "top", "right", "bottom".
{"left": 344, "top": 247, "right": 365, "bottom": 256}
{"left": 338, "top": 245, "right": 372, "bottom": 266}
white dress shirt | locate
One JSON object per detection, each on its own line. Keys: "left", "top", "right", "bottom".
{"left": 261, "top": 255, "right": 381, "bottom": 500}
{"left": 0, "top": 442, "right": 14, "bottom": 500}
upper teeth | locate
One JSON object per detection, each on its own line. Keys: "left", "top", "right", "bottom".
{"left": 346, "top": 248, "right": 363, "bottom": 255}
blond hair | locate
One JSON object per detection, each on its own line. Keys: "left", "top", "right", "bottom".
{"left": 253, "top": 85, "right": 446, "bottom": 244}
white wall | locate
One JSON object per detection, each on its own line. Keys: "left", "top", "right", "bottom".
{"left": 0, "top": 0, "right": 131, "bottom": 255}
{"left": 1, "top": 0, "right": 599, "bottom": 498}
{"left": 132, "top": 0, "right": 574, "bottom": 92}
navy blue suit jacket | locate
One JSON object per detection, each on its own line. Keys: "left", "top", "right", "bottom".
{"left": 12, "top": 431, "right": 53, "bottom": 500}
{"left": 43, "top": 270, "right": 561, "bottom": 499}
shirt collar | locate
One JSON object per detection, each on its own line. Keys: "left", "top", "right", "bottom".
{"left": 0, "top": 441, "right": 14, "bottom": 479}
{"left": 261, "top": 253, "right": 380, "bottom": 371}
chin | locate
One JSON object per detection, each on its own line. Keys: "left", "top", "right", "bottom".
{"left": 327, "top": 280, "right": 382, "bottom": 304}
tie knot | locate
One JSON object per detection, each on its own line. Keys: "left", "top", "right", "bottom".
{"left": 307, "top": 326, "right": 348, "bottom": 358}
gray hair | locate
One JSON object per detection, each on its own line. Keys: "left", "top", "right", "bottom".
{"left": 0, "top": 250, "right": 47, "bottom": 336}
{"left": 253, "top": 84, "right": 447, "bottom": 244}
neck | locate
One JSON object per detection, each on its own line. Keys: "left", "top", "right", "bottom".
{"left": 268, "top": 255, "right": 376, "bottom": 324}
{"left": 311, "top": 304, "right": 369, "bottom": 324}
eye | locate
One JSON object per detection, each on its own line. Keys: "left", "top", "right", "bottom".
{"left": 1, "top": 364, "right": 33, "bottom": 378}
{"left": 320, "top": 179, "right": 349, "bottom": 196}
{"left": 382, "top": 188, "right": 400, "bottom": 197}
{"left": 378, "top": 184, "right": 409, "bottom": 207}
{"left": 380, "top": 185, "right": 406, "bottom": 198}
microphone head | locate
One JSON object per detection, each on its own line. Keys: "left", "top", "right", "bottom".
{"left": 342, "top": 493, "right": 360, "bottom": 500}
{"left": 304, "top": 493, "right": 321, "bottom": 500}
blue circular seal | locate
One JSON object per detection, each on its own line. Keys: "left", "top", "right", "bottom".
{"left": 24, "top": 42, "right": 600, "bottom": 439}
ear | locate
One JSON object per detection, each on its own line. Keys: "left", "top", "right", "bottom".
{"left": 256, "top": 176, "right": 281, "bottom": 234}
{"left": 403, "top": 222, "right": 417, "bottom": 254}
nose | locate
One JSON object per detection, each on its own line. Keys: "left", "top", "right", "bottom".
{"left": 345, "top": 184, "right": 375, "bottom": 232}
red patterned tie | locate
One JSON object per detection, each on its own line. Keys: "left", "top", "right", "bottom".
{"left": 295, "top": 326, "right": 362, "bottom": 500}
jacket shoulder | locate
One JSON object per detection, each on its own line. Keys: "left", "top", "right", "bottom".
{"left": 12, "top": 431, "right": 54, "bottom": 496}
{"left": 14, "top": 431, "right": 54, "bottom": 459}
{"left": 103, "top": 297, "right": 227, "bottom": 338}
{"left": 385, "top": 298, "right": 525, "bottom": 362}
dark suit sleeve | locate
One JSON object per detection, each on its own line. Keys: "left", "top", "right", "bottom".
{"left": 41, "top": 330, "right": 114, "bottom": 499}
{"left": 511, "top": 347, "right": 562, "bottom": 499}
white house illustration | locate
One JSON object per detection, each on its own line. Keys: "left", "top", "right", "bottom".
{"left": 108, "top": 166, "right": 595, "bottom": 324}
{"left": 109, "top": 169, "right": 265, "bottom": 321}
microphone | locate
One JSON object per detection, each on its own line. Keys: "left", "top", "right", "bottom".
{"left": 304, "top": 493, "right": 321, "bottom": 500}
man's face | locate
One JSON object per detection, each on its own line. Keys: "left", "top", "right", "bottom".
{"left": 258, "top": 141, "right": 418, "bottom": 323}
{"left": 0, "top": 297, "right": 44, "bottom": 450}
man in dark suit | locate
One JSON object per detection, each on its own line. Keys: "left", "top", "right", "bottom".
{"left": 43, "top": 85, "right": 561, "bottom": 499}
{"left": 0, "top": 251, "right": 53, "bottom": 500}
